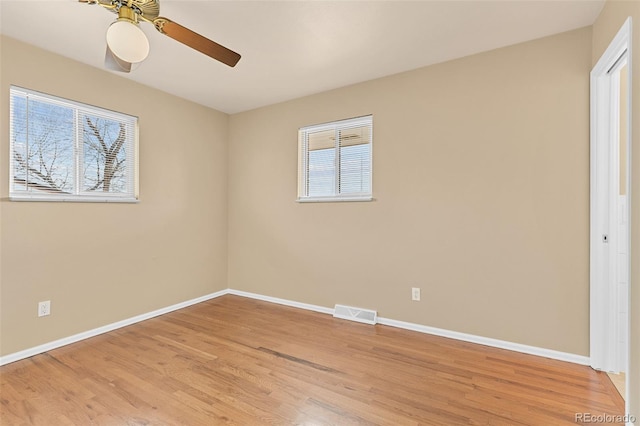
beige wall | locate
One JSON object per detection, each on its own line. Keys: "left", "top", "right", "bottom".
{"left": 228, "top": 27, "right": 592, "bottom": 355}
{"left": 592, "top": 0, "right": 640, "bottom": 418}
{"left": 0, "top": 37, "right": 229, "bottom": 356}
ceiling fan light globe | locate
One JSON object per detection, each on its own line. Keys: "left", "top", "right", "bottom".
{"left": 106, "top": 20, "right": 150, "bottom": 64}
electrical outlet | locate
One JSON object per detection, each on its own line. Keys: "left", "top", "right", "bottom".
{"left": 38, "top": 301, "right": 51, "bottom": 317}
{"left": 411, "top": 287, "right": 421, "bottom": 301}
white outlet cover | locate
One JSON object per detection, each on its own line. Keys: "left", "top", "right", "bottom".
{"left": 38, "top": 301, "right": 51, "bottom": 317}
{"left": 412, "top": 288, "right": 421, "bottom": 301}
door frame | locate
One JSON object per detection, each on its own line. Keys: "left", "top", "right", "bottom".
{"left": 590, "top": 16, "right": 632, "bottom": 402}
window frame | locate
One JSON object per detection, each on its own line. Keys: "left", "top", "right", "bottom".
{"left": 297, "top": 115, "right": 373, "bottom": 203}
{"left": 9, "top": 86, "right": 139, "bottom": 203}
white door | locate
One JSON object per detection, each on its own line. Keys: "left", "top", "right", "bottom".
{"left": 589, "top": 18, "right": 631, "bottom": 376}
{"left": 614, "top": 59, "right": 630, "bottom": 372}
{"left": 616, "top": 193, "right": 629, "bottom": 371}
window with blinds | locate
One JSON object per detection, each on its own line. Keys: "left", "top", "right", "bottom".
{"left": 298, "top": 115, "right": 372, "bottom": 202}
{"left": 9, "top": 86, "right": 138, "bottom": 202}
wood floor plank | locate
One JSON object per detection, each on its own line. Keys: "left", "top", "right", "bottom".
{"left": 0, "top": 295, "right": 625, "bottom": 425}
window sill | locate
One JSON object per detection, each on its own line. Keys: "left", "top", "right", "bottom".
{"left": 9, "top": 195, "right": 139, "bottom": 203}
{"left": 296, "top": 196, "right": 373, "bottom": 203}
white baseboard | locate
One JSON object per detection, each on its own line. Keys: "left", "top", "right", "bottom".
{"left": 1, "top": 288, "right": 590, "bottom": 368}
{"left": 376, "top": 317, "right": 590, "bottom": 365}
{"left": 0, "top": 289, "right": 228, "bottom": 366}
{"left": 227, "top": 290, "right": 590, "bottom": 366}
{"left": 227, "top": 289, "right": 334, "bottom": 315}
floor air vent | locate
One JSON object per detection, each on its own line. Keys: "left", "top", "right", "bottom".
{"left": 333, "top": 304, "right": 377, "bottom": 325}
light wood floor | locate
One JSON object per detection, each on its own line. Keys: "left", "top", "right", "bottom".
{"left": 0, "top": 295, "right": 624, "bottom": 425}
{"left": 607, "top": 372, "right": 626, "bottom": 400}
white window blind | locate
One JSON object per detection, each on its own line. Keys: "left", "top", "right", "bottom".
{"left": 298, "top": 115, "right": 372, "bottom": 202}
{"left": 9, "top": 86, "right": 138, "bottom": 202}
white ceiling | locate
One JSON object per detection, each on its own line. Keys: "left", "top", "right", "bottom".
{"left": 0, "top": 0, "right": 604, "bottom": 114}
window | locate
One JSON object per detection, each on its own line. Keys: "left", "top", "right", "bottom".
{"left": 9, "top": 86, "right": 138, "bottom": 202}
{"left": 298, "top": 115, "right": 372, "bottom": 202}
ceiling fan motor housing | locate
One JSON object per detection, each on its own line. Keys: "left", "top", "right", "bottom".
{"left": 115, "top": 0, "right": 160, "bottom": 20}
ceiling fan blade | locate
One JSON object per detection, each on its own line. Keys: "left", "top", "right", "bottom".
{"left": 153, "top": 17, "right": 240, "bottom": 67}
{"left": 105, "top": 46, "right": 132, "bottom": 73}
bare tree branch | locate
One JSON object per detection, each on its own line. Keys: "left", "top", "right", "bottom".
{"left": 85, "top": 116, "right": 109, "bottom": 154}
{"left": 84, "top": 118, "right": 127, "bottom": 192}
{"left": 13, "top": 151, "right": 67, "bottom": 193}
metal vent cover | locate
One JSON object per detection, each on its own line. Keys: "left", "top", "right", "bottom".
{"left": 333, "top": 304, "right": 377, "bottom": 325}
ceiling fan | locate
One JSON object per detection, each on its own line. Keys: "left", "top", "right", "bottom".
{"left": 80, "top": 0, "right": 241, "bottom": 72}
